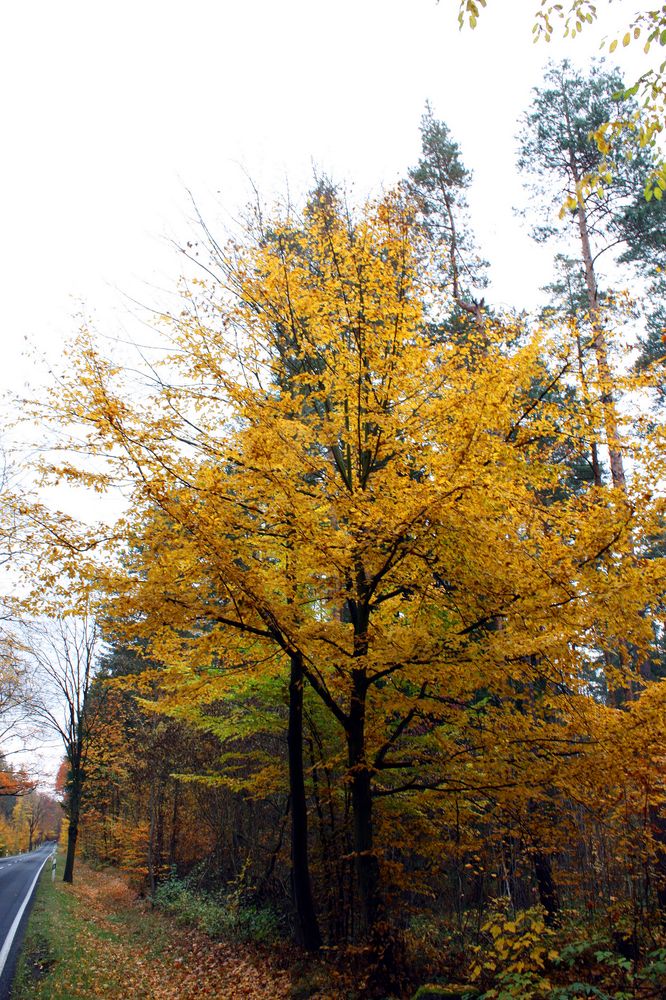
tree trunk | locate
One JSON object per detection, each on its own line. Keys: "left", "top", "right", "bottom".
{"left": 63, "top": 777, "right": 82, "bottom": 884}
{"left": 575, "top": 329, "right": 603, "bottom": 487}
{"left": 569, "top": 151, "right": 626, "bottom": 490}
{"left": 533, "top": 849, "right": 559, "bottom": 926}
{"left": 147, "top": 780, "right": 160, "bottom": 898}
{"left": 348, "top": 667, "right": 380, "bottom": 936}
{"left": 288, "top": 652, "right": 322, "bottom": 951}
{"left": 168, "top": 784, "right": 179, "bottom": 869}
{"left": 650, "top": 802, "right": 666, "bottom": 926}
{"left": 155, "top": 786, "right": 164, "bottom": 885}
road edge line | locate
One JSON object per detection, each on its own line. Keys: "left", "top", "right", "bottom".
{"left": 0, "top": 853, "right": 52, "bottom": 980}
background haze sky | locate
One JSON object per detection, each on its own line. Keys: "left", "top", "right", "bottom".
{"left": 0, "top": 0, "right": 647, "bottom": 398}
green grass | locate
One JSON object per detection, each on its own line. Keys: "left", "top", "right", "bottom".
{"left": 153, "top": 876, "right": 281, "bottom": 944}
{"left": 10, "top": 854, "right": 80, "bottom": 999}
{"left": 10, "top": 854, "right": 166, "bottom": 999}
{"left": 9, "top": 858, "right": 294, "bottom": 999}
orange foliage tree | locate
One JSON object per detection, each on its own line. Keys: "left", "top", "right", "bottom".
{"left": 25, "top": 188, "right": 666, "bottom": 946}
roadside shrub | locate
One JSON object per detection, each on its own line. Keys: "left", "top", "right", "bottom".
{"left": 153, "top": 876, "right": 280, "bottom": 944}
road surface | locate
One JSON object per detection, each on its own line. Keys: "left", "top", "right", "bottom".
{"left": 0, "top": 843, "right": 54, "bottom": 1000}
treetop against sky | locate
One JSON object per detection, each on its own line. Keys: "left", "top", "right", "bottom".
{"left": 0, "top": 0, "right": 655, "bottom": 407}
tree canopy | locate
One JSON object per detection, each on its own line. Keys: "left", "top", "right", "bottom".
{"left": 3, "top": 72, "right": 666, "bottom": 995}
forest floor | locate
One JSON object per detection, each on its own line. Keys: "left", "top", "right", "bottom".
{"left": 10, "top": 857, "right": 332, "bottom": 1000}
{"left": 14, "top": 856, "right": 665, "bottom": 999}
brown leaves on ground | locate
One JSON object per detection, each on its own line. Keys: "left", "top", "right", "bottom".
{"left": 65, "top": 863, "right": 293, "bottom": 999}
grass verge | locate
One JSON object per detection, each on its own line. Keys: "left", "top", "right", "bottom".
{"left": 10, "top": 854, "right": 293, "bottom": 999}
{"left": 10, "top": 853, "right": 78, "bottom": 996}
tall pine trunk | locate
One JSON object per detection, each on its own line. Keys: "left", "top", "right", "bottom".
{"left": 564, "top": 139, "right": 626, "bottom": 490}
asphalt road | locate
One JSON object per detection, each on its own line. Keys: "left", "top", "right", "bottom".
{"left": 0, "top": 843, "right": 54, "bottom": 1000}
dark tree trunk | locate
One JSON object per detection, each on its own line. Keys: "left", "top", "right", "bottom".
{"left": 650, "top": 803, "right": 666, "bottom": 926}
{"left": 348, "top": 667, "right": 380, "bottom": 936}
{"left": 147, "top": 780, "right": 165, "bottom": 897}
{"left": 148, "top": 782, "right": 156, "bottom": 896}
{"left": 288, "top": 652, "right": 322, "bottom": 951}
{"left": 168, "top": 784, "right": 179, "bottom": 869}
{"left": 533, "top": 849, "right": 559, "bottom": 926}
{"left": 63, "top": 775, "right": 82, "bottom": 884}
{"left": 574, "top": 330, "right": 603, "bottom": 487}
{"left": 155, "top": 788, "right": 164, "bottom": 884}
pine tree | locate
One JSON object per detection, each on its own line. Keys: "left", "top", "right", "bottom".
{"left": 518, "top": 59, "right": 665, "bottom": 484}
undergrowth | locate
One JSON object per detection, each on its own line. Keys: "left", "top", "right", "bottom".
{"left": 153, "top": 874, "right": 282, "bottom": 945}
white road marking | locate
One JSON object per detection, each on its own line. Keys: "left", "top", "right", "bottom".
{"left": 0, "top": 854, "right": 50, "bottom": 981}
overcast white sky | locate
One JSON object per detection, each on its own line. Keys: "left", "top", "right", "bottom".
{"left": 0, "top": 0, "right": 648, "bottom": 401}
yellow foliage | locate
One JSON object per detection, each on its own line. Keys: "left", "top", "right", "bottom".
{"left": 18, "top": 188, "right": 666, "bottom": 922}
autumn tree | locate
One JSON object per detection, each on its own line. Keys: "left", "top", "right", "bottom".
{"left": 18, "top": 613, "right": 104, "bottom": 882}
{"left": 27, "top": 186, "right": 666, "bottom": 947}
{"left": 0, "top": 754, "right": 32, "bottom": 803}
{"left": 0, "top": 629, "right": 36, "bottom": 801}
{"left": 12, "top": 790, "right": 60, "bottom": 851}
{"left": 0, "top": 621, "right": 33, "bottom": 745}
{"left": 81, "top": 643, "right": 226, "bottom": 892}
{"left": 25, "top": 791, "right": 44, "bottom": 850}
